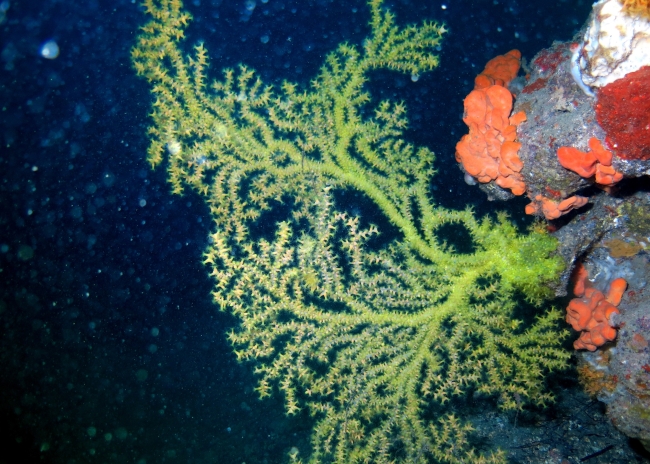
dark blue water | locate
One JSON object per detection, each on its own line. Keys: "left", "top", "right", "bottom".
{"left": 0, "top": 0, "right": 598, "bottom": 462}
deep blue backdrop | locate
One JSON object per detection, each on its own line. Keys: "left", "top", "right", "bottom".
{"left": 0, "top": 0, "right": 593, "bottom": 462}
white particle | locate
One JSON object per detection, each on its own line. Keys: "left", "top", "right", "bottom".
{"left": 40, "top": 40, "right": 60, "bottom": 59}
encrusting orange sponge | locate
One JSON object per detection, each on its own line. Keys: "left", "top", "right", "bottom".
{"left": 474, "top": 49, "right": 522, "bottom": 89}
{"left": 456, "top": 50, "right": 527, "bottom": 196}
{"left": 557, "top": 137, "right": 624, "bottom": 186}
{"left": 571, "top": 262, "right": 589, "bottom": 297}
{"left": 606, "top": 277, "right": 627, "bottom": 306}
{"left": 566, "top": 268, "right": 627, "bottom": 351}
{"left": 525, "top": 194, "right": 588, "bottom": 220}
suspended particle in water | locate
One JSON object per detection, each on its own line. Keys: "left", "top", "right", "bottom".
{"left": 40, "top": 40, "right": 60, "bottom": 59}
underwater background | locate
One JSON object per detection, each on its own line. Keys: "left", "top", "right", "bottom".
{"left": 2, "top": 0, "right": 646, "bottom": 463}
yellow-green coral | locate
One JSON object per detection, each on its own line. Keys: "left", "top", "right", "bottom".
{"left": 132, "top": 0, "right": 569, "bottom": 462}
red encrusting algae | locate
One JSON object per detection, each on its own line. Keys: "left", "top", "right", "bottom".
{"left": 596, "top": 66, "right": 650, "bottom": 161}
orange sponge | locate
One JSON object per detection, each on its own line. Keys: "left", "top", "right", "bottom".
{"left": 566, "top": 275, "right": 627, "bottom": 351}
{"left": 557, "top": 146, "right": 597, "bottom": 177}
{"left": 457, "top": 50, "right": 527, "bottom": 196}
{"left": 525, "top": 194, "right": 588, "bottom": 220}
{"left": 474, "top": 49, "right": 522, "bottom": 90}
{"left": 556, "top": 137, "right": 624, "bottom": 186}
{"left": 456, "top": 83, "right": 527, "bottom": 195}
{"left": 571, "top": 263, "right": 589, "bottom": 297}
{"left": 606, "top": 277, "right": 627, "bottom": 306}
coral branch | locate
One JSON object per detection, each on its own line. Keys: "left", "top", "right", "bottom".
{"left": 133, "top": 1, "right": 569, "bottom": 462}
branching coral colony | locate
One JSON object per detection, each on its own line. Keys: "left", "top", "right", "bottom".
{"left": 132, "top": 0, "right": 570, "bottom": 462}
